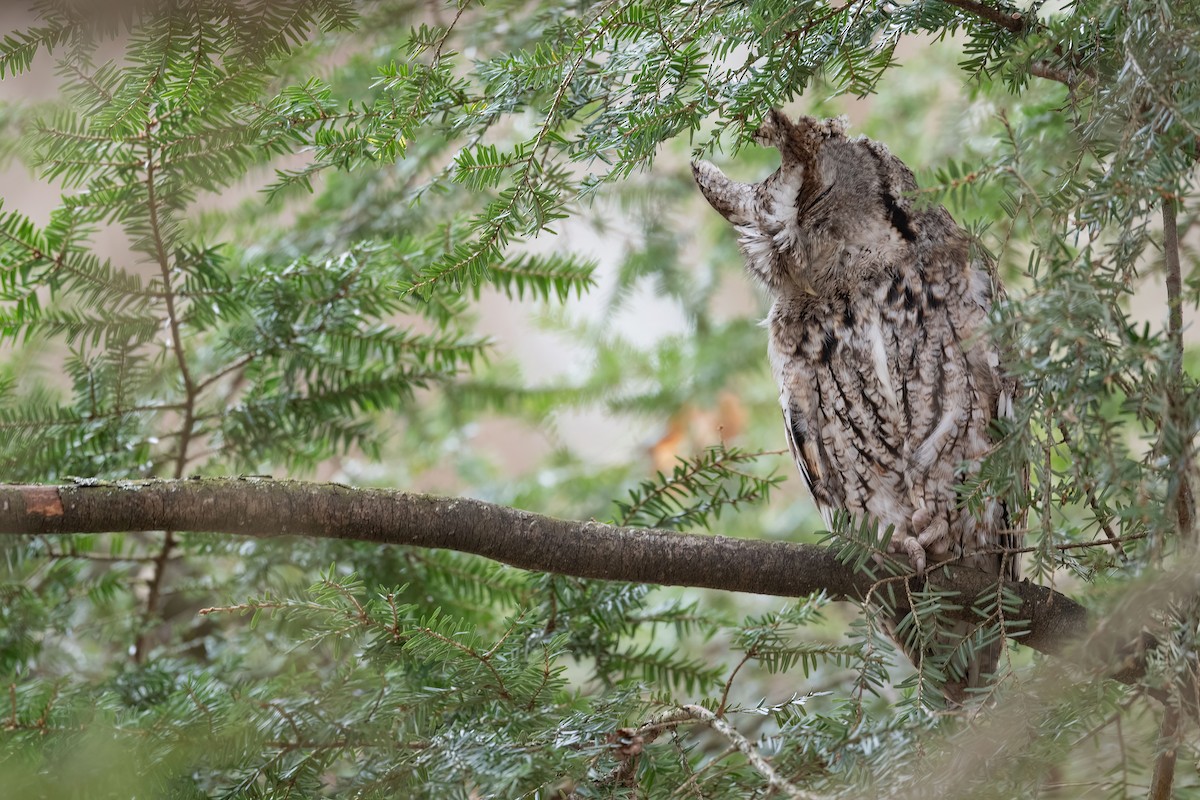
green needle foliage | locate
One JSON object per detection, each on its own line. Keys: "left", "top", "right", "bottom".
{"left": 614, "top": 446, "right": 786, "bottom": 530}
{"left": 0, "top": 0, "right": 1198, "bottom": 797}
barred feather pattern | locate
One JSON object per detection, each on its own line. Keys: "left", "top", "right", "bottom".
{"left": 693, "top": 111, "right": 1020, "bottom": 700}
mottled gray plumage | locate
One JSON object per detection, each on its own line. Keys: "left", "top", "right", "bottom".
{"left": 693, "top": 111, "right": 1019, "bottom": 697}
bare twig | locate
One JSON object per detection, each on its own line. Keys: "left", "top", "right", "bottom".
{"left": 717, "top": 649, "right": 756, "bottom": 716}
{"left": 678, "top": 705, "right": 814, "bottom": 799}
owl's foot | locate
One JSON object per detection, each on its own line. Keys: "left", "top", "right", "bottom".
{"left": 903, "top": 508, "right": 951, "bottom": 574}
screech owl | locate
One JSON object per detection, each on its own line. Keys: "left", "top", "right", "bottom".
{"left": 693, "top": 111, "right": 1020, "bottom": 698}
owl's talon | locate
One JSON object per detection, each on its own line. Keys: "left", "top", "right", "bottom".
{"left": 901, "top": 536, "right": 927, "bottom": 574}
{"left": 916, "top": 517, "right": 950, "bottom": 555}
{"left": 899, "top": 512, "right": 950, "bottom": 573}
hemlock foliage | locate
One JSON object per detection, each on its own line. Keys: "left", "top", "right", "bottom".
{"left": 0, "top": 0, "right": 1197, "bottom": 797}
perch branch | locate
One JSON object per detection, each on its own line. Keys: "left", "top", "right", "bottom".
{"left": 0, "top": 478, "right": 1158, "bottom": 682}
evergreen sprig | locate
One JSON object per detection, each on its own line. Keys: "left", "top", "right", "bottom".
{"left": 613, "top": 445, "right": 784, "bottom": 530}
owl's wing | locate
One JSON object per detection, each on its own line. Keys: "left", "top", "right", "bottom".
{"left": 781, "top": 400, "right": 836, "bottom": 531}
{"left": 774, "top": 302, "right": 912, "bottom": 544}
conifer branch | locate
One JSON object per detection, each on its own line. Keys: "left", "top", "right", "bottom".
{"left": 0, "top": 478, "right": 1146, "bottom": 680}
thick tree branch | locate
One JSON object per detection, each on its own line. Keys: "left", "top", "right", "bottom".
{"left": 14, "top": 478, "right": 1196, "bottom": 706}
{"left": 3, "top": 479, "right": 1092, "bottom": 656}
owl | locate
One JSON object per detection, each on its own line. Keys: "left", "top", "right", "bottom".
{"left": 693, "top": 111, "right": 1020, "bottom": 699}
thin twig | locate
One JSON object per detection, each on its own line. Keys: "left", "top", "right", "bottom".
{"left": 940, "top": 0, "right": 1025, "bottom": 34}
{"left": 1163, "top": 196, "right": 1195, "bottom": 543}
{"left": 45, "top": 548, "right": 164, "bottom": 564}
{"left": 1028, "top": 61, "right": 1075, "bottom": 86}
{"left": 1058, "top": 424, "right": 1127, "bottom": 559}
{"left": 670, "top": 745, "right": 738, "bottom": 798}
{"left": 609, "top": 706, "right": 816, "bottom": 798}
{"left": 717, "top": 649, "right": 756, "bottom": 716}
{"left": 676, "top": 704, "right": 815, "bottom": 799}
{"left": 134, "top": 130, "right": 200, "bottom": 662}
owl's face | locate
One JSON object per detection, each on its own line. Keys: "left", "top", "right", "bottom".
{"left": 693, "top": 111, "right": 919, "bottom": 296}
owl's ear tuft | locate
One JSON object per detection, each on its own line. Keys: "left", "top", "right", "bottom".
{"left": 691, "top": 160, "right": 755, "bottom": 225}
{"left": 752, "top": 109, "right": 790, "bottom": 148}
{"left": 753, "top": 110, "right": 848, "bottom": 142}
{"left": 825, "top": 115, "right": 849, "bottom": 137}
